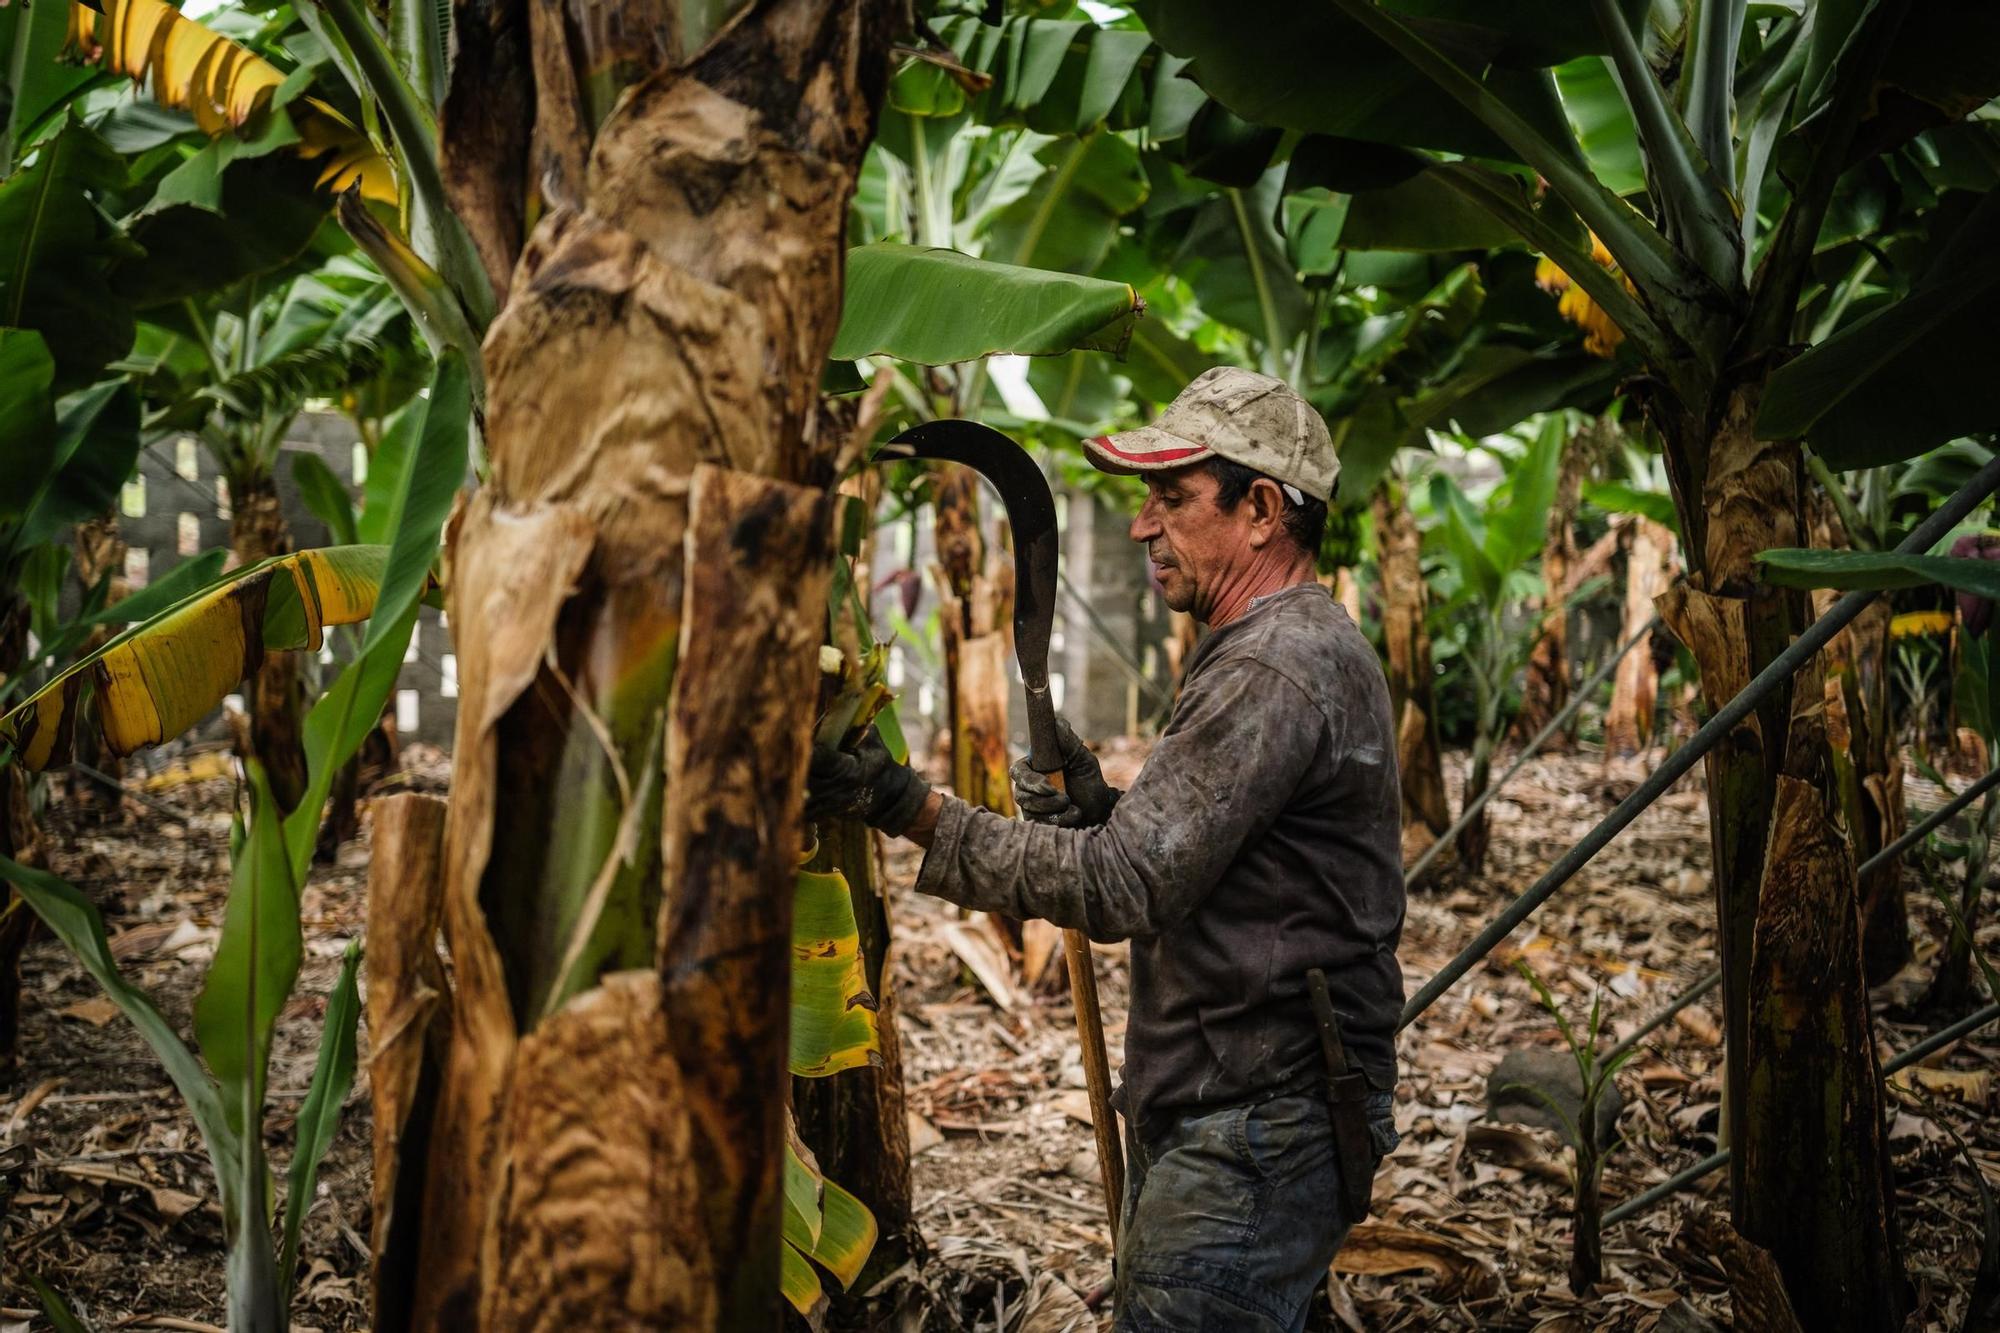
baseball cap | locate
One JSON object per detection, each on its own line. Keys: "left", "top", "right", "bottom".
{"left": 1084, "top": 367, "right": 1339, "bottom": 503}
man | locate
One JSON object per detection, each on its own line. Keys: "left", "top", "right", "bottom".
{"left": 809, "top": 367, "right": 1405, "bottom": 1332}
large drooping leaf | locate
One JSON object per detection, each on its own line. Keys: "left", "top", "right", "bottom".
{"left": 790, "top": 862, "right": 880, "bottom": 1078}
{"left": 1134, "top": 0, "right": 1592, "bottom": 164}
{"left": 0, "top": 331, "right": 58, "bottom": 526}
{"left": 12, "top": 381, "right": 143, "bottom": 556}
{"left": 0, "top": 546, "right": 395, "bottom": 771}
{"left": 985, "top": 129, "right": 1149, "bottom": 276}
{"left": 0, "top": 123, "right": 135, "bottom": 389}
{"left": 1285, "top": 138, "right": 1523, "bottom": 254}
{"left": 832, "top": 244, "right": 1142, "bottom": 364}
{"left": 1754, "top": 549, "right": 2000, "bottom": 600}
{"left": 2, "top": 0, "right": 97, "bottom": 161}
{"left": 1430, "top": 471, "right": 1502, "bottom": 607}
{"left": 1171, "top": 168, "right": 1309, "bottom": 356}
{"left": 66, "top": 0, "right": 392, "bottom": 201}
{"left": 1757, "top": 192, "right": 2000, "bottom": 468}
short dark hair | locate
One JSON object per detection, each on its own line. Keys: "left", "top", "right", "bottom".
{"left": 1205, "top": 456, "right": 1330, "bottom": 556}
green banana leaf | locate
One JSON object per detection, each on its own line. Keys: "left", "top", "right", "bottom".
{"left": 280, "top": 940, "right": 362, "bottom": 1299}
{"left": 1754, "top": 549, "right": 2000, "bottom": 599}
{"left": 1756, "top": 193, "right": 2000, "bottom": 469}
{"left": 0, "top": 123, "right": 135, "bottom": 390}
{"left": 833, "top": 243, "right": 1142, "bottom": 364}
{"left": 790, "top": 861, "right": 880, "bottom": 1078}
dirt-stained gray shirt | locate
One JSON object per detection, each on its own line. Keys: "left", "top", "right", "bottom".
{"left": 915, "top": 582, "right": 1405, "bottom": 1133}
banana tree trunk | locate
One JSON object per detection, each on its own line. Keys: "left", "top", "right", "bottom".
{"left": 792, "top": 817, "right": 915, "bottom": 1286}
{"left": 1604, "top": 517, "right": 1676, "bottom": 756}
{"left": 1805, "top": 495, "right": 1912, "bottom": 985}
{"left": 1655, "top": 384, "right": 1905, "bottom": 1332}
{"left": 374, "top": 4, "right": 893, "bottom": 1328}
{"left": 1372, "top": 481, "right": 1450, "bottom": 843}
{"left": 228, "top": 470, "right": 309, "bottom": 813}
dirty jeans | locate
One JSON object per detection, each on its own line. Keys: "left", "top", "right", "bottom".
{"left": 1112, "top": 1088, "right": 1397, "bottom": 1333}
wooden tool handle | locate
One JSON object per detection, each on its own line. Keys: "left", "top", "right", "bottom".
{"left": 1062, "top": 926, "right": 1125, "bottom": 1242}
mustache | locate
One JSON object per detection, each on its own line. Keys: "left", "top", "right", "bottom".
{"left": 1148, "top": 545, "right": 1175, "bottom": 567}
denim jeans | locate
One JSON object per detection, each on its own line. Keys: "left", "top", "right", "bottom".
{"left": 1111, "top": 1088, "right": 1398, "bottom": 1333}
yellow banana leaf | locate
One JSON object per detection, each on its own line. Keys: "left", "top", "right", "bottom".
{"left": 790, "top": 860, "right": 880, "bottom": 1078}
{"left": 781, "top": 1139, "right": 879, "bottom": 1314}
{"left": 66, "top": 0, "right": 394, "bottom": 204}
{"left": 2, "top": 546, "right": 394, "bottom": 772}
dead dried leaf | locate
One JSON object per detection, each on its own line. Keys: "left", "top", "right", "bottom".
{"left": 1889, "top": 1065, "right": 1991, "bottom": 1104}
{"left": 943, "top": 917, "right": 1020, "bottom": 1011}
{"left": 1331, "top": 1221, "right": 1502, "bottom": 1298}
{"left": 58, "top": 997, "right": 121, "bottom": 1028}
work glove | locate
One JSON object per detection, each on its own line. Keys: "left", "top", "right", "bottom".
{"left": 805, "top": 725, "right": 932, "bottom": 837}
{"left": 1010, "top": 716, "right": 1119, "bottom": 828}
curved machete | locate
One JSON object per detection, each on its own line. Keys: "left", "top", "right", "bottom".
{"left": 877, "top": 419, "right": 1063, "bottom": 775}
{"left": 873, "top": 418, "right": 1127, "bottom": 1237}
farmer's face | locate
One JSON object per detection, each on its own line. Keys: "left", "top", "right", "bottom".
{"left": 1129, "top": 465, "right": 1252, "bottom": 620}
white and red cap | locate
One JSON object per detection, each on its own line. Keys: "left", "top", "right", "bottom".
{"left": 1084, "top": 366, "right": 1338, "bottom": 503}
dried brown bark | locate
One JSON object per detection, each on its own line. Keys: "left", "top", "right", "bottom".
{"left": 228, "top": 472, "right": 309, "bottom": 812}
{"left": 1604, "top": 517, "right": 1677, "bottom": 756}
{"left": 383, "top": 3, "right": 895, "bottom": 1327}
{"left": 1654, "top": 384, "right": 1905, "bottom": 1331}
{"left": 1372, "top": 481, "right": 1449, "bottom": 845}
{"left": 365, "top": 794, "right": 450, "bottom": 1333}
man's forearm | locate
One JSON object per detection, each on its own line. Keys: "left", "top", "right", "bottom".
{"left": 901, "top": 788, "right": 945, "bottom": 847}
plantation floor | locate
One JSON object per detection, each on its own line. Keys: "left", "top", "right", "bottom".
{"left": 1, "top": 741, "right": 1994, "bottom": 1331}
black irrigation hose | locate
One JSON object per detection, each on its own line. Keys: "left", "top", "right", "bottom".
{"left": 1602, "top": 999, "right": 2000, "bottom": 1227}
{"left": 1404, "top": 618, "right": 1661, "bottom": 886}
{"left": 1594, "top": 757, "right": 2000, "bottom": 1065}
{"left": 1398, "top": 453, "right": 2000, "bottom": 1032}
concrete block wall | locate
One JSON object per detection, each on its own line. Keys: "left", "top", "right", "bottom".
{"left": 104, "top": 413, "right": 460, "bottom": 747}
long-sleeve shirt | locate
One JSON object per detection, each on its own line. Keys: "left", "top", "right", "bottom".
{"left": 916, "top": 581, "right": 1405, "bottom": 1134}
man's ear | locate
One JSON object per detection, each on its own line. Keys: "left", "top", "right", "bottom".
{"left": 1246, "top": 478, "right": 1287, "bottom": 546}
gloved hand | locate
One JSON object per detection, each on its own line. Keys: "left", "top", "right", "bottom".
{"left": 1010, "top": 716, "right": 1119, "bottom": 828}
{"left": 806, "top": 726, "right": 932, "bottom": 836}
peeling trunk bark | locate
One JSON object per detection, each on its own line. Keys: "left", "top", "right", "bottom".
{"left": 1654, "top": 384, "right": 1906, "bottom": 1332}
{"left": 1373, "top": 482, "right": 1449, "bottom": 844}
{"left": 229, "top": 472, "right": 308, "bottom": 813}
{"left": 792, "top": 817, "right": 916, "bottom": 1292}
{"left": 385, "top": 4, "right": 893, "bottom": 1327}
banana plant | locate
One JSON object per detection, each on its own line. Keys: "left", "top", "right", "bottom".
{"left": 1133, "top": 1, "right": 1999, "bottom": 1312}
{"left": 1423, "top": 413, "right": 1567, "bottom": 877}
{"left": 0, "top": 350, "right": 467, "bottom": 1329}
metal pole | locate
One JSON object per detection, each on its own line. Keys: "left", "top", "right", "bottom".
{"left": 1405, "top": 619, "right": 1661, "bottom": 885}
{"left": 1399, "top": 453, "right": 2000, "bottom": 1030}
{"left": 1602, "top": 999, "right": 2000, "bottom": 1227}
{"left": 1599, "top": 757, "right": 2000, "bottom": 1064}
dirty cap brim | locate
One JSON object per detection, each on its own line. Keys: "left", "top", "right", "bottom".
{"left": 1082, "top": 425, "right": 1214, "bottom": 477}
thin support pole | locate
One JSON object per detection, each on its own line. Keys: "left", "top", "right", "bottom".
{"left": 1398, "top": 453, "right": 2000, "bottom": 1031}
{"left": 1602, "top": 999, "right": 2000, "bottom": 1227}
{"left": 1405, "top": 618, "right": 1661, "bottom": 885}
{"left": 1600, "top": 755, "right": 2000, "bottom": 1064}
{"left": 1054, "top": 570, "right": 1173, "bottom": 709}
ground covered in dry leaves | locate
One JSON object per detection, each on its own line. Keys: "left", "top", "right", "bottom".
{"left": 1, "top": 740, "right": 1994, "bottom": 1331}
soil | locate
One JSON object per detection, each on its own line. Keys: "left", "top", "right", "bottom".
{"left": 1, "top": 738, "right": 1994, "bottom": 1332}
